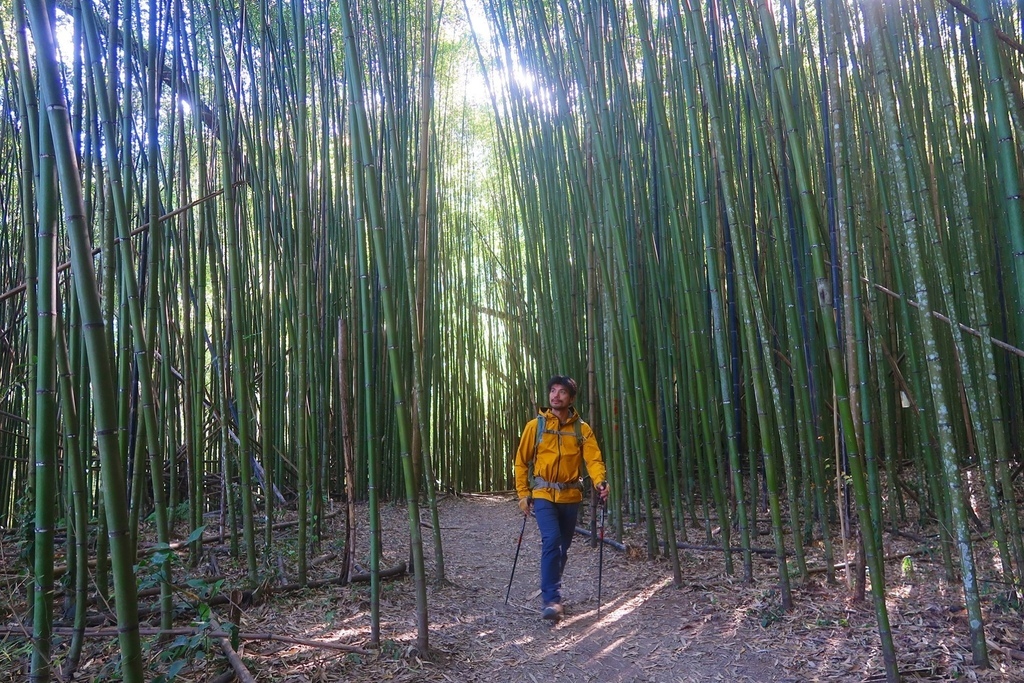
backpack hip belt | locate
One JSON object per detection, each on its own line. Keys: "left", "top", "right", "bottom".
{"left": 532, "top": 476, "right": 583, "bottom": 491}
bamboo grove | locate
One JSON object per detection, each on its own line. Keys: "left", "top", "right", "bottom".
{"left": 0, "top": 0, "right": 1022, "bottom": 680}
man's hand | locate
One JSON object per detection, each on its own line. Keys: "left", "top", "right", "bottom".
{"left": 518, "top": 497, "right": 532, "bottom": 516}
{"left": 597, "top": 481, "right": 609, "bottom": 503}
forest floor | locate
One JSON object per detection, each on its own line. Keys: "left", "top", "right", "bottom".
{"left": 3, "top": 493, "right": 1024, "bottom": 682}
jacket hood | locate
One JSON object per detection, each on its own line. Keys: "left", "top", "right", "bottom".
{"left": 538, "top": 406, "right": 580, "bottom": 423}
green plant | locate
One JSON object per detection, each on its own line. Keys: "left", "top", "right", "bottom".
{"left": 149, "top": 632, "right": 208, "bottom": 682}
{"left": 185, "top": 575, "right": 225, "bottom": 602}
{"left": 0, "top": 640, "right": 32, "bottom": 675}
{"left": 900, "top": 556, "right": 915, "bottom": 581}
{"left": 758, "top": 606, "right": 783, "bottom": 628}
{"left": 991, "top": 590, "right": 1022, "bottom": 614}
{"left": 749, "top": 591, "right": 784, "bottom": 628}
{"left": 379, "top": 639, "right": 403, "bottom": 659}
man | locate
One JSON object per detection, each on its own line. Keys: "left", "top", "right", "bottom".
{"left": 514, "top": 375, "right": 609, "bottom": 621}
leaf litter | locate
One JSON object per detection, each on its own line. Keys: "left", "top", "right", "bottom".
{"left": 1, "top": 493, "right": 1023, "bottom": 681}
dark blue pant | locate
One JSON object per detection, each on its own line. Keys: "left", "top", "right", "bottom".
{"left": 533, "top": 498, "right": 579, "bottom": 605}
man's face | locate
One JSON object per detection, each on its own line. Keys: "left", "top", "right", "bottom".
{"left": 549, "top": 384, "right": 573, "bottom": 409}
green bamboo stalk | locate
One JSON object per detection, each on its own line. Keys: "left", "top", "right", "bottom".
{"left": 707, "top": 5, "right": 799, "bottom": 595}
{"left": 973, "top": 0, "right": 1024, "bottom": 352}
{"left": 413, "top": 0, "right": 446, "bottom": 585}
{"left": 25, "top": 0, "right": 144, "bottom": 677}
{"left": 288, "top": 0, "right": 313, "bottom": 587}
{"left": 81, "top": 0, "right": 173, "bottom": 625}
{"left": 919, "top": 0, "right": 1020, "bottom": 584}
{"left": 13, "top": 0, "right": 39, "bottom": 549}
{"left": 340, "top": 0, "right": 429, "bottom": 649}
{"left": 353, "top": 138, "right": 379, "bottom": 634}
{"left": 821, "top": 0, "right": 854, "bottom": 578}
{"left": 630, "top": 0, "right": 731, "bottom": 565}
{"left": 862, "top": 2, "right": 987, "bottom": 665}
{"left": 169, "top": 0, "right": 198, "bottom": 565}
{"left": 555, "top": 0, "right": 682, "bottom": 583}
{"left": 30, "top": 91, "right": 58, "bottom": 683}
{"left": 209, "top": 0, "right": 258, "bottom": 582}
{"left": 54, "top": 302, "right": 87, "bottom": 675}
{"left": 667, "top": 7, "right": 752, "bottom": 580}
{"left": 749, "top": 1, "right": 898, "bottom": 677}
{"left": 140, "top": 0, "right": 175, "bottom": 628}
{"left": 184, "top": 0, "right": 212, "bottom": 567}
{"left": 676, "top": 0, "right": 799, "bottom": 600}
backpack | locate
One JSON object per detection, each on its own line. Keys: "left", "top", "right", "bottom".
{"left": 528, "top": 413, "right": 588, "bottom": 492}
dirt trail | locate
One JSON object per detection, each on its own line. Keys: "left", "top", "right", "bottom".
{"left": 328, "top": 495, "right": 785, "bottom": 682}
{"left": 283, "top": 494, "right": 1019, "bottom": 683}
{"left": 4, "top": 494, "right": 1022, "bottom": 680}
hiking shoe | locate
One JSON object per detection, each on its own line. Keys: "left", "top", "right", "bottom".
{"left": 541, "top": 603, "right": 563, "bottom": 621}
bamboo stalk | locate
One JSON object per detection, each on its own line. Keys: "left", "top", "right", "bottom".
{"left": 24, "top": 0, "right": 145, "bottom": 677}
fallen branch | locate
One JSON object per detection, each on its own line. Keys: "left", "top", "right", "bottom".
{"left": 307, "top": 561, "right": 408, "bottom": 588}
{"left": 167, "top": 508, "right": 343, "bottom": 553}
{"left": 218, "top": 630, "right": 370, "bottom": 654}
{"left": 807, "top": 532, "right": 993, "bottom": 575}
{"left": 310, "top": 553, "right": 338, "bottom": 568}
{"left": 92, "top": 563, "right": 409, "bottom": 626}
{"left": 128, "top": 576, "right": 227, "bottom": 604}
{"left": 574, "top": 527, "right": 627, "bottom": 552}
{"left": 47, "top": 510, "right": 344, "bottom": 577}
{"left": 210, "top": 618, "right": 256, "bottom": 683}
{"left": 886, "top": 528, "right": 932, "bottom": 544}
{"left": 807, "top": 546, "right": 932, "bottom": 575}
{"left": 634, "top": 534, "right": 782, "bottom": 557}
{"left": 667, "top": 541, "right": 780, "bottom": 557}
{"left": 0, "top": 625, "right": 371, "bottom": 655}
{"left": 987, "top": 639, "right": 1024, "bottom": 662}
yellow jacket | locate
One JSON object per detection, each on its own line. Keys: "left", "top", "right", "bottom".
{"left": 514, "top": 407, "right": 607, "bottom": 504}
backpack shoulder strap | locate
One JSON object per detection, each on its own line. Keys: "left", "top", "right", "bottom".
{"left": 533, "top": 415, "right": 546, "bottom": 455}
{"left": 527, "top": 415, "right": 546, "bottom": 488}
{"left": 575, "top": 418, "right": 591, "bottom": 484}
{"left": 532, "top": 414, "right": 585, "bottom": 457}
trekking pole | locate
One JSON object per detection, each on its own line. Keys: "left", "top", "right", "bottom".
{"left": 505, "top": 511, "right": 528, "bottom": 605}
{"left": 597, "top": 497, "right": 606, "bottom": 617}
